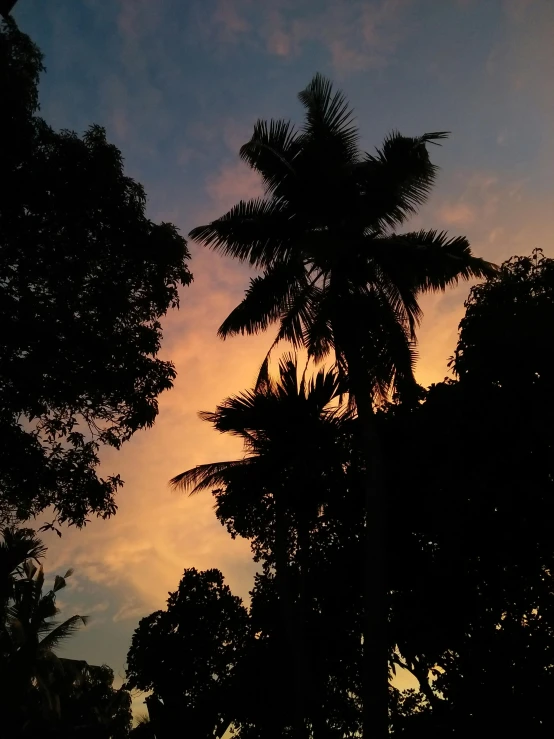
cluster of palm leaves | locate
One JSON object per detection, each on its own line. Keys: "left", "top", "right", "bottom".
{"left": 0, "top": 527, "right": 132, "bottom": 738}
{"left": 170, "top": 74, "right": 495, "bottom": 737}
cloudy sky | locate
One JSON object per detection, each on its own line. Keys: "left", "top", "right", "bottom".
{"left": 13, "top": 0, "right": 554, "bottom": 707}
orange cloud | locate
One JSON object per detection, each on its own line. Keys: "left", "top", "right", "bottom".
{"left": 205, "top": 160, "right": 264, "bottom": 215}
{"left": 438, "top": 202, "right": 475, "bottom": 226}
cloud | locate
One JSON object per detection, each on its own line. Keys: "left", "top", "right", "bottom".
{"left": 222, "top": 119, "right": 254, "bottom": 155}
{"left": 264, "top": 1, "right": 406, "bottom": 73}
{"left": 204, "top": 160, "right": 264, "bottom": 216}
{"left": 438, "top": 202, "right": 475, "bottom": 226}
{"left": 205, "top": 0, "right": 407, "bottom": 73}
{"left": 113, "top": 600, "right": 150, "bottom": 624}
{"left": 212, "top": 0, "right": 251, "bottom": 40}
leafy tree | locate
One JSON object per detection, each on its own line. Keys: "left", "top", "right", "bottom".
{"left": 384, "top": 252, "right": 554, "bottom": 734}
{"left": 0, "top": 525, "right": 47, "bottom": 616}
{"left": 172, "top": 355, "right": 351, "bottom": 737}
{"left": 1, "top": 526, "right": 132, "bottom": 737}
{"left": 188, "top": 72, "right": 494, "bottom": 736}
{"left": 0, "top": 539, "right": 88, "bottom": 735}
{"left": 126, "top": 568, "right": 249, "bottom": 739}
{"left": 0, "top": 19, "right": 192, "bottom": 526}
{"left": 57, "top": 660, "right": 132, "bottom": 739}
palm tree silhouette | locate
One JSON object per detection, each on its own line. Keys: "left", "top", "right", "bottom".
{"left": 3, "top": 552, "right": 88, "bottom": 733}
{"left": 188, "top": 73, "right": 496, "bottom": 736}
{"left": 172, "top": 355, "right": 350, "bottom": 736}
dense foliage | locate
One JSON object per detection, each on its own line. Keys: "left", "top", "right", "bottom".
{"left": 125, "top": 252, "right": 554, "bottom": 737}
{"left": 0, "top": 526, "right": 133, "bottom": 738}
{"left": 0, "top": 18, "right": 192, "bottom": 526}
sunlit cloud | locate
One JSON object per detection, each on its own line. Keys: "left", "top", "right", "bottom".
{"left": 205, "top": 160, "right": 264, "bottom": 215}
{"left": 438, "top": 202, "right": 475, "bottom": 226}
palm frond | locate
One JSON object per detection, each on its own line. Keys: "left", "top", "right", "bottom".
{"left": 274, "top": 280, "right": 324, "bottom": 349}
{"left": 53, "top": 574, "right": 68, "bottom": 593}
{"left": 303, "top": 286, "right": 335, "bottom": 363}
{"left": 39, "top": 614, "right": 88, "bottom": 651}
{"left": 218, "top": 260, "right": 306, "bottom": 339}
{"left": 335, "top": 290, "right": 418, "bottom": 401}
{"left": 32, "top": 591, "right": 58, "bottom": 629}
{"left": 298, "top": 73, "right": 359, "bottom": 163}
{"left": 0, "top": 527, "right": 47, "bottom": 579}
{"left": 240, "top": 118, "right": 300, "bottom": 197}
{"left": 376, "top": 230, "right": 498, "bottom": 293}
{"left": 358, "top": 130, "right": 448, "bottom": 230}
{"left": 276, "top": 353, "right": 301, "bottom": 400}
{"left": 169, "top": 460, "right": 252, "bottom": 494}
{"left": 189, "top": 197, "right": 296, "bottom": 269}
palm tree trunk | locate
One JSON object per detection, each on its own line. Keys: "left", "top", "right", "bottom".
{"left": 342, "top": 345, "right": 389, "bottom": 738}
{"left": 274, "top": 492, "right": 308, "bottom": 738}
{"left": 297, "top": 516, "right": 328, "bottom": 739}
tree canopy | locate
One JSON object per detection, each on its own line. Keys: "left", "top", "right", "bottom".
{"left": 0, "top": 525, "right": 133, "bottom": 738}
{"left": 0, "top": 19, "right": 192, "bottom": 526}
{"left": 126, "top": 252, "right": 554, "bottom": 737}
{"left": 126, "top": 568, "right": 249, "bottom": 739}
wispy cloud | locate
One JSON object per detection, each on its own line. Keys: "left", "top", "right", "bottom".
{"left": 262, "top": 0, "right": 408, "bottom": 73}
{"left": 212, "top": 0, "right": 251, "bottom": 41}
{"left": 204, "top": 160, "right": 264, "bottom": 217}
{"left": 203, "top": 0, "right": 408, "bottom": 73}
{"left": 438, "top": 202, "right": 475, "bottom": 226}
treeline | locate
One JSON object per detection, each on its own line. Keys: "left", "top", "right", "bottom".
{"left": 2, "top": 12, "right": 554, "bottom": 739}
{"left": 126, "top": 250, "right": 554, "bottom": 738}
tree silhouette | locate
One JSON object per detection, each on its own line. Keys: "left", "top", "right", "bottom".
{"left": 0, "top": 19, "right": 192, "bottom": 526}
{"left": 0, "top": 531, "right": 92, "bottom": 735}
{"left": 172, "top": 355, "right": 351, "bottom": 736}
{"left": 188, "top": 72, "right": 494, "bottom": 735}
{"left": 126, "top": 568, "right": 249, "bottom": 739}
{"left": 0, "top": 526, "right": 132, "bottom": 737}
{"left": 383, "top": 252, "right": 554, "bottom": 734}
{"left": 57, "top": 661, "right": 132, "bottom": 739}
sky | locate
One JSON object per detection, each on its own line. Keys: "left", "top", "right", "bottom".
{"left": 11, "top": 0, "right": 554, "bottom": 711}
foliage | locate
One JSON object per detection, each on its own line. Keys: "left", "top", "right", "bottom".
{"left": 140, "top": 252, "right": 554, "bottom": 736}
{"left": 188, "top": 72, "right": 495, "bottom": 737}
{"left": 0, "top": 526, "right": 132, "bottom": 737}
{"left": 385, "top": 252, "right": 554, "bottom": 734}
{"left": 0, "top": 19, "right": 192, "bottom": 526}
{"left": 190, "top": 73, "right": 494, "bottom": 398}
{"left": 126, "top": 568, "right": 249, "bottom": 738}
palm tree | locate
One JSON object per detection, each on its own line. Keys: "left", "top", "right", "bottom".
{"left": 0, "top": 1, "right": 19, "bottom": 20}
{"left": 188, "top": 73, "right": 496, "bottom": 736}
{"left": 3, "top": 557, "right": 88, "bottom": 733}
{"left": 172, "top": 355, "right": 351, "bottom": 737}
{"left": 1, "top": 526, "right": 47, "bottom": 613}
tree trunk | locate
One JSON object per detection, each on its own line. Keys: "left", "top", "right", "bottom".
{"left": 297, "top": 515, "right": 327, "bottom": 739}
{"left": 274, "top": 492, "right": 308, "bottom": 738}
{"left": 343, "top": 345, "right": 389, "bottom": 738}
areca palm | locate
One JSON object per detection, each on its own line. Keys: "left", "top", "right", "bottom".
{"left": 172, "top": 355, "right": 351, "bottom": 737}
{"left": 1, "top": 526, "right": 47, "bottom": 614}
{"left": 3, "top": 558, "right": 88, "bottom": 732}
{"left": 189, "top": 73, "right": 496, "bottom": 736}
